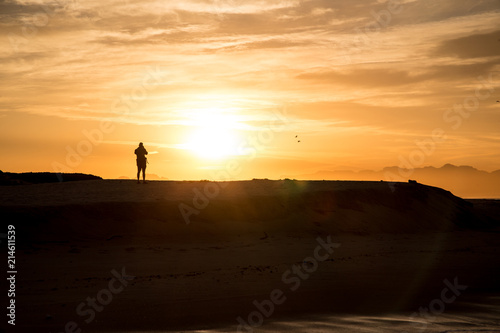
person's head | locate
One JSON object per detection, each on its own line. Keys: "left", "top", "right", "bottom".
{"left": 139, "top": 142, "right": 143, "bottom": 147}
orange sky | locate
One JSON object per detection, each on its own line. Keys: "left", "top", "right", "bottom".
{"left": 1, "top": 0, "right": 500, "bottom": 180}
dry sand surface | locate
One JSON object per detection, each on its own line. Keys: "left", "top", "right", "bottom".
{"left": 1, "top": 179, "right": 499, "bottom": 333}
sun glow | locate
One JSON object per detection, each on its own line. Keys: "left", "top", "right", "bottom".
{"left": 185, "top": 107, "right": 242, "bottom": 160}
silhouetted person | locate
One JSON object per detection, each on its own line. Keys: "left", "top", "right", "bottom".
{"left": 135, "top": 142, "right": 148, "bottom": 184}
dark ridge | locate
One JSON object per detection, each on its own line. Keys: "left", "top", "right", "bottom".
{"left": 465, "top": 199, "right": 500, "bottom": 229}
{"left": 0, "top": 171, "right": 102, "bottom": 185}
{"left": 2, "top": 181, "right": 498, "bottom": 247}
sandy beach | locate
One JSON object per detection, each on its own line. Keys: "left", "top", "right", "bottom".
{"left": 1, "top": 179, "right": 499, "bottom": 332}
{"left": 3, "top": 0, "right": 500, "bottom": 331}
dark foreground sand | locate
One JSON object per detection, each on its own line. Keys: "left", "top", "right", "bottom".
{"left": 1, "top": 179, "right": 499, "bottom": 332}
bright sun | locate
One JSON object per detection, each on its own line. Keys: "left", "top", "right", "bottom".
{"left": 185, "top": 107, "right": 241, "bottom": 160}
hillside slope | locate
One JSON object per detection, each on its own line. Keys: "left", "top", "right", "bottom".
{"left": 0, "top": 180, "right": 486, "bottom": 244}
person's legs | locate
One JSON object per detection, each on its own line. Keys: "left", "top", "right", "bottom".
{"left": 142, "top": 166, "right": 146, "bottom": 183}
{"left": 137, "top": 165, "right": 141, "bottom": 183}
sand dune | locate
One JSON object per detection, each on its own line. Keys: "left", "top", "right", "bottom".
{"left": 0, "top": 179, "right": 483, "bottom": 241}
{"left": 1, "top": 179, "right": 499, "bottom": 332}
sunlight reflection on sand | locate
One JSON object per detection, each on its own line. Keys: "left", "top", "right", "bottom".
{"left": 127, "top": 304, "right": 500, "bottom": 333}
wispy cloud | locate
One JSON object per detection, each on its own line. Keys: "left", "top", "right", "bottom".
{"left": 1, "top": 0, "right": 500, "bottom": 175}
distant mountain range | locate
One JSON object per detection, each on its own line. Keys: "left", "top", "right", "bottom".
{"left": 290, "top": 164, "right": 500, "bottom": 198}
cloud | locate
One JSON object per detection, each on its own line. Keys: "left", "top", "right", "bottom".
{"left": 0, "top": 0, "right": 62, "bottom": 20}
{"left": 296, "top": 67, "right": 426, "bottom": 87}
{"left": 209, "top": 37, "right": 314, "bottom": 51}
{"left": 2, "top": 0, "right": 500, "bottom": 133}
{"left": 295, "top": 58, "right": 500, "bottom": 89}
{"left": 434, "top": 29, "right": 500, "bottom": 58}
{"left": 425, "top": 58, "right": 500, "bottom": 81}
